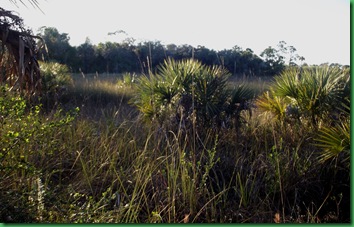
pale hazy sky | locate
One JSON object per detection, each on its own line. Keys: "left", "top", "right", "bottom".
{"left": 1, "top": 0, "right": 350, "bottom": 65}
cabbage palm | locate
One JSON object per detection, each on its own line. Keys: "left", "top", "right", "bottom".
{"left": 1, "top": 2, "right": 42, "bottom": 95}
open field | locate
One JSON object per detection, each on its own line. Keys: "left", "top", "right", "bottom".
{"left": 0, "top": 65, "right": 350, "bottom": 223}
{"left": 0, "top": 1, "right": 349, "bottom": 223}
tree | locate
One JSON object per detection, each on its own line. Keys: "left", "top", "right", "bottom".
{"left": 260, "top": 46, "right": 285, "bottom": 75}
{"left": 76, "top": 38, "right": 95, "bottom": 73}
{"left": 37, "top": 27, "right": 76, "bottom": 67}
{"left": 194, "top": 46, "right": 218, "bottom": 66}
{"left": 276, "top": 41, "right": 305, "bottom": 66}
{"left": 165, "top": 44, "right": 177, "bottom": 57}
{"left": 175, "top": 44, "right": 194, "bottom": 60}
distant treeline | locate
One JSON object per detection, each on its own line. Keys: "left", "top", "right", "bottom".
{"left": 37, "top": 27, "right": 347, "bottom": 76}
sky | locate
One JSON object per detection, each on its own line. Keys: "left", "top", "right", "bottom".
{"left": 1, "top": 0, "right": 350, "bottom": 65}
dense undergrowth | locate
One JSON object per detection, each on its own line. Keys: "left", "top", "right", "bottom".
{"left": 0, "top": 60, "right": 350, "bottom": 223}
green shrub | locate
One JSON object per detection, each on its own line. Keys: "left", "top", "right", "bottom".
{"left": 131, "top": 58, "right": 253, "bottom": 129}
{"left": 257, "top": 66, "right": 350, "bottom": 126}
{"left": 256, "top": 89, "right": 288, "bottom": 121}
{"left": 0, "top": 86, "right": 78, "bottom": 222}
{"left": 39, "top": 61, "right": 73, "bottom": 98}
{"left": 118, "top": 72, "right": 137, "bottom": 88}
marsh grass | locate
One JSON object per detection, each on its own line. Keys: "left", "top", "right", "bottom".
{"left": 59, "top": 73, "right": 138, "bottom": 122}
{"left": 227, "top": 75, "right": 272, "bottom": 96}
{"left": 0, "top": 68, "right": 349, "bottom": 223}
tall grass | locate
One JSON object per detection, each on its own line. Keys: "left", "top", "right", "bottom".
{"left": 0, "top": 64, "right": 350, "bottom": 223}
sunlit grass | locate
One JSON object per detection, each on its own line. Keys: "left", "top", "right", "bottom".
{"left": 227, "top": 75, "right": 272, "bottom": 96}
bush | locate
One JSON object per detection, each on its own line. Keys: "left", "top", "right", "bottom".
{"left": 314, "top": 102, "right": 350, "bottom": 170}
{"left": 0, "top": 86, "right": 78, "bottom": 222}
{"left": 131, "top": 58, "right": 253, "bottom": 129}
{"left": 253, "top": 66, "right": 350, "bottom": 220}
{"left": 39, "top": 61, "right": 73, "bottom": 104}
{"left": 256, "top": 66, "right": 350, "bottom": 126}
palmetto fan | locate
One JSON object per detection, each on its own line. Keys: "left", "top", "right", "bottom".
{"left": 314, "top": 103, "right": 350, "bottom": 170}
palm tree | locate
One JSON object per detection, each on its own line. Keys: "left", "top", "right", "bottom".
{"left": 0, "top": 2, "right": 42, "bottom": 95}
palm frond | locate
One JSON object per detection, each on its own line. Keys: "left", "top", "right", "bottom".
{"left": 270, "top": 66, "right": 349, "bottom": 125}
{"left": 314, "top": 118, "right": 350, "bottom": 169}
{"left": 9, "top": 0, "right": 43, "bottom": 12}
{"left": 131, "top": 58, "right": 231, "bottom": 125}
{"left": 256, "top": 89, "right": 288, "bottom": 120}
{"left": 229, "top": 83, "right": 255, "bottom": 105}
{"left": 273, "top": 68, "right": 300, "bottom": 98}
